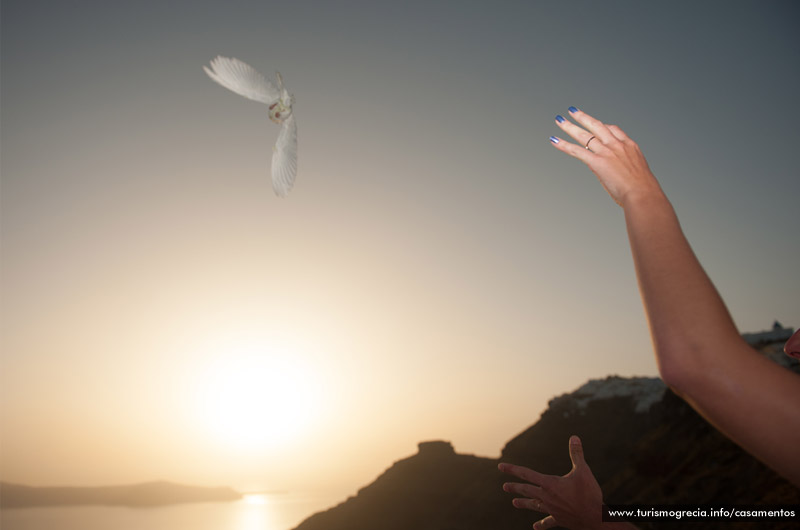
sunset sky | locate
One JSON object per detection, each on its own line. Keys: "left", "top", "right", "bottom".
{"left": 2, "top": 0, "right": 798, "bottom": 498}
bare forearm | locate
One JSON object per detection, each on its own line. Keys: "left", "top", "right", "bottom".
{"left": 623, "top": 190, "right": 800, "bottom": 484}
{"left": 622, "top": 191, "right": 742, "bottom": 389}
{"left": 551, "top": 107, "right": 800, "bottom": 486}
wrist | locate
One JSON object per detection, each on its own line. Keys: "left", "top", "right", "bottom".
{"left": 620, "top": 186, "right": 669, "bottom": 213}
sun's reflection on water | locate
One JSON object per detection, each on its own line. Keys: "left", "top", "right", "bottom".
{"left": 237, "top": 494, "right": 269, "bottom": 530}
{"left": 231, "top": 491, "right": 340, "bottom": 530}
{"left": 243, "top": 494, "right": 268, "bottom": 506}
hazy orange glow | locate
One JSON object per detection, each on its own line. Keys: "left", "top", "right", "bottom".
{"left": 2, "top": 2, "right": 798, "bottom": 516}
{"left": 190, "top": 341, "right": 323, "bottom": 451}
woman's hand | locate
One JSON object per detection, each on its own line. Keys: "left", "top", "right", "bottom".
{"left": 550, "top": 107, "right": 663, "bottom": 208}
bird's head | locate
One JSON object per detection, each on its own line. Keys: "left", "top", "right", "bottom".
{"left": 268, "top": 101, "right": 292, "bottom": 124}
{"left": 270, "top": 70, "right": 294, "bottom": 124}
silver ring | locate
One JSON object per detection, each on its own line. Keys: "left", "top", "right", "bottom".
{"left": 585, "top": 136, "right": 596, "bottom": 150}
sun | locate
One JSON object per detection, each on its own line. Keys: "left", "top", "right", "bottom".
{"left": 193, "top": 349, "right": 322, "bottom": 451}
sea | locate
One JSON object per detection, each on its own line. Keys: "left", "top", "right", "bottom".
{"left": 0, "top": 492, "right": 340, "bottom": 530}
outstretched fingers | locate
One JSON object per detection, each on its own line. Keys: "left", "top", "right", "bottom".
{"left": 498, "top": 463, "right": 554, "bottom": 488}
{"left": 503, "top": 482, "right": 542, "bottom": 498}
{"left": 512, "top": 496, "right": 547, "bottom": 512}
{"left": 500, "top": 463, "right": 556, "bottom": 515}
{"left": 568, "top": 435, "right": 586, "bottom": 470}
{"left": 566, "top": 107, "right": 615, "bottom": 144}
{"left": 551, "top": 107, "right": 633, "bottom": 156}
{"left": 554, "top": 112, "right": 599, "bottom": 151}
{"left": 549, "top": 134, "right": 596, "bottom": 163}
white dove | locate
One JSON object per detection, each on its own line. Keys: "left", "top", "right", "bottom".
{"left": 204, "top": 56, "right": 298, "bottom": 197}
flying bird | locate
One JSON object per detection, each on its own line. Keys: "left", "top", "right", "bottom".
{"left": 204, "top": 56, "right": 297, "bottom": 197}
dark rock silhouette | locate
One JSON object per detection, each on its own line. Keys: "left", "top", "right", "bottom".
{"left": 294, "top": 332, "right": 800, "bottom": 530}
{"left": 0, "top": 480, "right": 242, "bottom": 508}
{"left": 292, "top": 440, "right": 503, "bottom": 530}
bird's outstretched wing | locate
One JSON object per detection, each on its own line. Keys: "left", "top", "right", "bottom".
{"left": 271, "top": 115, "right": 297, "bottom": 197}
{"left": 203, "top": 56, "right": 280, "bottom": 105}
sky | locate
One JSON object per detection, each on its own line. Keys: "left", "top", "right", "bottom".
{"left": 1, "top": 0, "right": 799, "bottom": 498}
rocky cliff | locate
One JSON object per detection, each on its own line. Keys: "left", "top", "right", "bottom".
{"left": 294, "top": 336, "right": 800, "bottom": 530}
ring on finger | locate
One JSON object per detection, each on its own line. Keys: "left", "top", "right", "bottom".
{"left": 585, "top": 136, "right": 596, "bottom": 150}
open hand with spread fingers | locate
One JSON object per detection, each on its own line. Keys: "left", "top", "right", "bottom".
{"left": 499, "top": 436, "right": 602, "bottom": 530}
{"left": 499, "top": 436, "right": 638, "bottom": 530}
{"left": 550, "top": 107, "right": 663, "bottom": 209}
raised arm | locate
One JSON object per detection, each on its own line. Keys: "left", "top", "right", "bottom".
{"left": 550, "top": 107, "right": 800, "bottom": 486}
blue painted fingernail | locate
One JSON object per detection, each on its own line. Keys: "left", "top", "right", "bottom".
{"left": 568, "top": 106, "right": 578, "bottom": 113}
{"left": 549, "top": 136, "right": 560, "bottom": 144}
{"left": 555, "top": 115, "right": 565, "bottom": 123}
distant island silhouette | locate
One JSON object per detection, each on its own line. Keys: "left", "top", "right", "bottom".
{"left": 0, "top": 480, "right": 241, "bottom": 508}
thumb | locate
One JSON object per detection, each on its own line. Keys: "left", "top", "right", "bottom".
{"left": 568, "top": 435, "right": 586, "bottom": 469}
